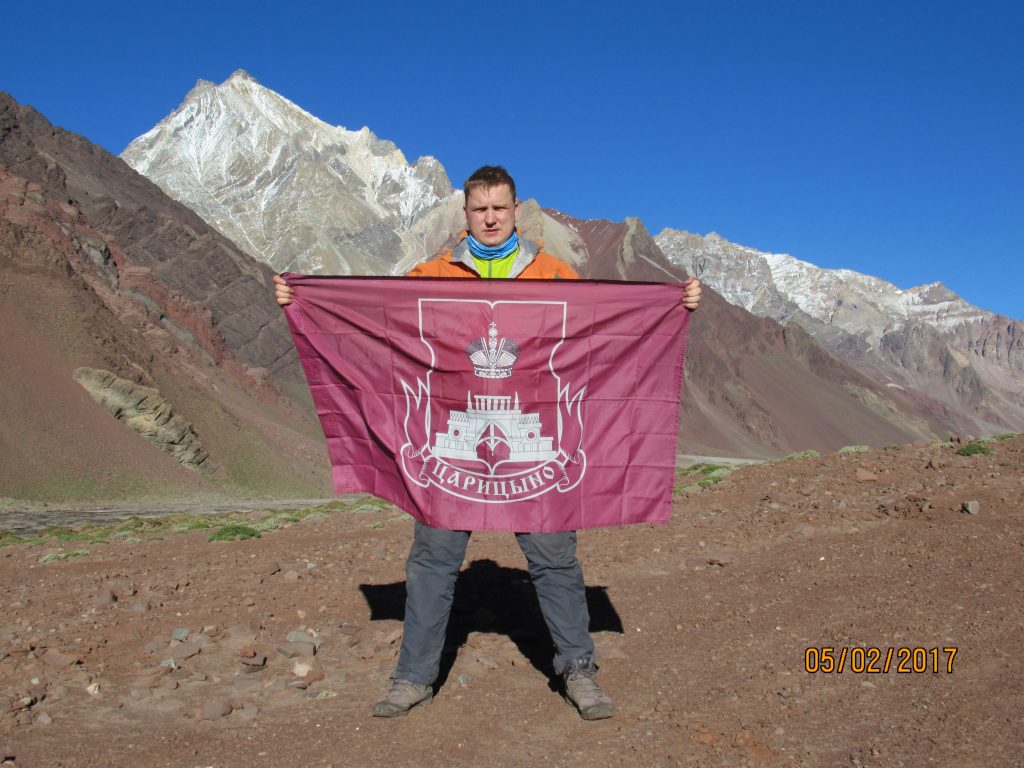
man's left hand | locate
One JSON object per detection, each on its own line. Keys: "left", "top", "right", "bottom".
{"left": 682, "top": 278, "right": 702, "bottom": 311}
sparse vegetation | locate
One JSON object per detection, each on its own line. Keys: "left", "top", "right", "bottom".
{"left": 38, "top": 549, "right": 90, "bottom": 563}
{"left": 207, "top": 524, "right": 260, "bottom": 542}
{"left": 987, "top": 433, "right": 1017, "bottom": 442}
{"left": 0, "top": 496, "right": 398, "bottom": 551}
{"left": 839, "top": 445, "right": 870, "bottom": 454}
{"left": 956, "top": 442, "right": 993, "bottom": 457}
{"left": 675, "top": 463, "right": 733, "bottom": 493}
{"left": 780, "top": 450, "right": 820, "bottom": 461}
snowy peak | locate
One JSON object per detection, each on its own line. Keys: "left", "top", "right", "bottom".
{"left": 656, "top": 228, "right": 995, "bottom": 343}
{"left": 122, "top": 72, "right": 454, "bottom": 274}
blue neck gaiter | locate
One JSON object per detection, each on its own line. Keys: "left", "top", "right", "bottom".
{"left": 466, "top": 231, "right": 519, "bottom": 261}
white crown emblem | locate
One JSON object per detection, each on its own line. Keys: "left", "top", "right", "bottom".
{"left": 466, "top": 321, "right": 520, "bottom": 379}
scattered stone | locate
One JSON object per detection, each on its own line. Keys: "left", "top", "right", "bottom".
{"left": 286, "top": 630, "right": 313, "bottom": 644}
{"left": 456, "top": 673, "right": 471, "bottom": 687}
{"left": 856, "top": 468, "right": 878, "bottom": 482}
{"left": 10, "top": 695, "right": 35, "bottom": 712}
{"left": 200, "top": 698, "right": 233, "bottom": 720}
{"left": 85, "top": 683, "right": 100, "bottom": 696}
{"left": 291, "top": 660, "right": 324, "bottom": 682}
{"left": 110, "top": 580, "right": 137, "bottom": 600}
{"left": 40, "top": 648, "right": 78, "bottom": 668}
{"left": 129, "top": 600, "right": 151, "bottom": 614}
{"left": 276, "top": 641, "right": 316, "bottom": 659}
{"left": 171, "top": 628, "right": 190, "bottom": 642}
{"left": 961, "top": 500, "right": 981, "bottom": 515}
{"left": 239, "top": 654, "right": 267, "bottom": 673}
{"left": 48, "top": 686, "right": 69, "bottom": 702}
{"left": 160, "top": 659, "right": 179, "bottom": 671}
{"left": 144, "top": 638, "right": 169, "bottom": 655}
{"left": 283, "top": 571, "right": 300, "bottom": 583}
{"left": 286, "top": 678, "right": 308, "bottom": 690}
{"left": 188, "top": 633, "right": 215, "bottom": 649}
{"left": 33, "top": 712, "right": 53, "bottom": 726}
{"left": 171, "top": 641, "right": 203, "bottom": 661}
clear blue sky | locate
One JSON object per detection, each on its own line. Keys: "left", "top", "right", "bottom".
{"left": 5, "top": 0, "right": 1022, "bottom": 318}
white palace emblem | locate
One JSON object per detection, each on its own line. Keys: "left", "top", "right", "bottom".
{"left": 399, "top": 299, "right": 587, "bottom": 503}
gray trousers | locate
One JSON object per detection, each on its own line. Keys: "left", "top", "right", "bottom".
{"left": 393, "top": 521, "right": 595, "bottom": 685}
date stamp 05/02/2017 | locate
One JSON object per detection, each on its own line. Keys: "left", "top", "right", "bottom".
{"left": 804, "top": 646, "right": 958, "bottom": 674}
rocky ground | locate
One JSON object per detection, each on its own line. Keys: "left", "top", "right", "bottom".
{"left": 1, "top": 437, "right": 1022, "bottom": 768}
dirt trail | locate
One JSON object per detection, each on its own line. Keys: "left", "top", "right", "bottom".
{"left": 1, "top": 438, "right": 1022, "bottom": 767}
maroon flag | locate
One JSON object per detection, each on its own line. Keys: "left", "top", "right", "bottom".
{"left": 283, "top": 275, "right": 689, "bottom": 532}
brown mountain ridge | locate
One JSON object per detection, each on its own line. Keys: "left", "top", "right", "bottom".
{"left": 0, "top": 93, "right": 331, "bottom": 501}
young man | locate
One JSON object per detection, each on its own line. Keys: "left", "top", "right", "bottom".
{"left": 273, "top": 166, "right": 701, "bottom": 720}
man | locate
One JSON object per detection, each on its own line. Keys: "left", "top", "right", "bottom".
{"left": 273, "top": 166, "right": 701, "bottom": 720}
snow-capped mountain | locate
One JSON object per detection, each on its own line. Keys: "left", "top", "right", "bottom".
{"left": 122, "top": 70, "right": 456, "bottom": 275}
{"left": 657, "top": 229, "right": 1024, "bottom": 432}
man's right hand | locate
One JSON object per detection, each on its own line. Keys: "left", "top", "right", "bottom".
{"left": 273, "top": 274, "right": 294, "bottom": 306}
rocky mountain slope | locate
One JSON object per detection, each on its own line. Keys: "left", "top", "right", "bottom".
{"left": 0, "top": 92, "right": 332, "bottom": 501}
{"left": 657, "top": 230, "right": 1024, "bottom": 435}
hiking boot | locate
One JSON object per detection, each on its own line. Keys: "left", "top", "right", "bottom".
{"left": 563, "top": 658, "right": 615, "bottom": 720}
{"left": 371, "top": 678, "right": 433, "bottom": 717}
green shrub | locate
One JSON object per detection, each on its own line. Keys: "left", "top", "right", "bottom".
{"left": 171, "top": 516, "right": 214, "bottom": 533}
{"left": 208, "top": 524, "right": 260, "bottom": 542}
{"left": 675, "top": 463, "right": 733, "bottom": 493}
{"left": 780, "top": 450, "right": 820, "bottom": 461}
{"left": 989, "top": 433, "right": 1017, "bottom": 441}
{"left": 838, "top": 445, "right": 870, "bottom": 454}
{"left": 956, "top": 442, "right": 993, "bottom": 457}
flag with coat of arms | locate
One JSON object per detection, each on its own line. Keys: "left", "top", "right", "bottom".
{"left": 282, "top": 275, "right": 690, "bottom": 532}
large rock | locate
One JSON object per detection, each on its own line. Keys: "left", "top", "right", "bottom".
{"left": 72, "top": 368, "right": 210, "bottom": 470}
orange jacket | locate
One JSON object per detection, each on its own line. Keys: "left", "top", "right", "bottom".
{"left": 407, "top": 233, "right": 579, "bottom": 280}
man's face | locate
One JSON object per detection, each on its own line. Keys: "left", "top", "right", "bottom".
{"left": 464, "top": 183, "right": 519, "bottom": 246}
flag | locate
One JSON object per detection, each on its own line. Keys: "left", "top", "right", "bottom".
{"left": 283, "top": 275, "right": 689, "bottom": 532}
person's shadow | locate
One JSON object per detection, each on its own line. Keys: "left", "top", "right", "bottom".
{"left": 359, "top": 559, "right": 623, "bottom": 691}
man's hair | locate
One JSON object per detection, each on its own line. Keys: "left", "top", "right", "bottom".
{"left": 463, "top": 165, "right": 516, "bottom": 202}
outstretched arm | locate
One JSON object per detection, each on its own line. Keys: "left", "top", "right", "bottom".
{"left": 682, "top": 278, "right": 702, "bottom": 312}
